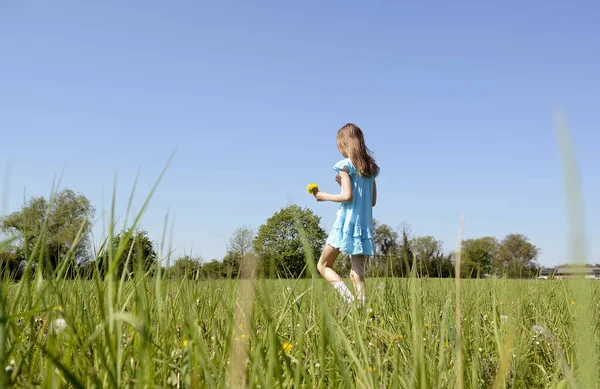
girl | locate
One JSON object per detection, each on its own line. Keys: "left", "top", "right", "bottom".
{"left": 314, "top": 123, "right": 379, "bottom": 307}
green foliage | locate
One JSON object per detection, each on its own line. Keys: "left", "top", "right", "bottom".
{"left": 200, "top": 258, "right": 225, "bottom": 279}
{"left": 253, "top": 205, "right": 326, "bottom": 278}
{"left": 97, "top": 230, "right": 157, "bottom": 278}
{"left": 0, "top": 189, "right": 94, "bottom": 276}
{"left": 497, "top": 233, "right": 540, "bottom": 278}
{"left": 410, "top": 236, "right": 453, "bottom": 278}
{"left": 461, "top": 237, "right": 499, "bottom": 278}
{"left": 223, "top": 225, "right": 255, "bottom": 278}
{"left": 168, "top": 255, "right": 203, "bottom": 279}
{"left": 370, "top": 220, "right": 399, "bottom": 276}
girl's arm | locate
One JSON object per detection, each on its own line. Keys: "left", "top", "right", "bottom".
{"left": 316, "top": 170, "right": 352, "bottom": 203}
{"left": 372, "top": 180, "right": 377, "bottom": 207}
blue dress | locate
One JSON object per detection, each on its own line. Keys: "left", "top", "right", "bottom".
{"left": 326, "top": 158, "right": 378, "bottom": 256}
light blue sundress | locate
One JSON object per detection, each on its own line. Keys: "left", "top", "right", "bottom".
{"left": 326, "top": 158, "right": 379, "bottom": 256}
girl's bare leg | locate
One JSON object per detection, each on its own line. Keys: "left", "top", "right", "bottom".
{"left": 350, "top": 255, "right": 366, "bottom": 304}
{"left": 317, "top": 244, "right": 342, "bottom": 285}
{"left": 317, "top": 245, "right": 354, "bottom": 303}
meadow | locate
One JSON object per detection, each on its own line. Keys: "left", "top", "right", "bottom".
{"left": 3, "top": 273, "right": 599, "bottom": 388}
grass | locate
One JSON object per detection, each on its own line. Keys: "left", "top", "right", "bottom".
{"left": 2, "top": 275, "right": 600, "bottom": 388}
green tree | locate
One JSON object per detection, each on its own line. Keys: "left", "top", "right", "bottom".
{"left": 223, "top": 225, "right": 255, "bottom": 278}
{"left": 461, "top": 237, "right": 499, "bottom": 278}
{"left": 410, "top": 236, "right": 445, "bottom": 277}
{"left": 497, "top": 234, "right": 540, "bottom": 278}
{"left": 98, "top": 230, "right": 157, "bottom": 279}
{"left": 200, "top": 259, "right": 225, "bottom": 279}
{"left": 0, "top": 189, "right": 94, "bottom": 276}
{"left": 169, "top": 255, "right": 202, "bottom": 279}
{"left": 253, "top": 205, "right": 326, "bottom": 278}
{"left": 371, "top": 220, "right": 399, "bottom": 276}
{"left": 397, "top": 223, "right": 413, "bottom": 276}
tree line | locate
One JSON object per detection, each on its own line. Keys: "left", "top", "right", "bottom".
{"left": 0, "top": 189, "right": 541, "bottom": 280}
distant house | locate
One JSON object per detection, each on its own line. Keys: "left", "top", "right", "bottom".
{"left": 538, "top": 267, "right": 600, "bottom": 280}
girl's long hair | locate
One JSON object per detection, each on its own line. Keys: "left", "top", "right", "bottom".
{"left": 336, "top": 123, "right": 379, "bottom": 177}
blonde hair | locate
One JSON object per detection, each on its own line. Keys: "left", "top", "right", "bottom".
{"left": 336, "top": 123, "right": 379, "bottom": 177}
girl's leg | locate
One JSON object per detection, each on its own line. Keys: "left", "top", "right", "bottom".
{"left": 317, "top": 245, "right": 354, "bottom": 303}
{"left": 317, "top": 244, "right": 342, "bottom": 285}
{"left": 350, "top": 255, "right": 366, "bottom": 305}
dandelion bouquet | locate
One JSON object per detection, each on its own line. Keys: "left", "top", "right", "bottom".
{"left": 307, "top": 182, "right": 319, "bottom": 195}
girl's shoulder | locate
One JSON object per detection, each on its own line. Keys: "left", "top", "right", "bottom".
{"left": 332, "top": 158, "right": 356, "bottom": 175}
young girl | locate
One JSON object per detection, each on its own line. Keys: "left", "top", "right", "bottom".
{"left": 314, "top": 123, "right": 379, "bottom": 307}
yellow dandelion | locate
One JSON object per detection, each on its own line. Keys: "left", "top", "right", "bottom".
{"left": 307, "top": 183, "right": 319, "bottom": 195}
{"left": 282, "top": 342, "right": 293, "bottom": 354}
{"left": 571, "top": 300, "right": 575, "bottom": 305}
{"left": 424, "top": 323, "right": 429, "bottom": 328}
{"left": 182, "top": 339, "right": 189, "bottom": 347}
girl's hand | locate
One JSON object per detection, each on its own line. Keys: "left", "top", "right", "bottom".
{"left": 334, "top": 175, "right": 341, "bottom": 187}
{"left": 315, "top": 191, "right": 328, "bottom": 202}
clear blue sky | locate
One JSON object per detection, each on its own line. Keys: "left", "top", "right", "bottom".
{"left": 1, "top": 0, "right": 599, "bottom": 267}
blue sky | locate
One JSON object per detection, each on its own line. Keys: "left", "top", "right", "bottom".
{"left": 1, "top": 0, "right": 598, "bottom": 266}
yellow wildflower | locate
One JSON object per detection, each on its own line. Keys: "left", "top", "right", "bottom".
{"left": 571, "top": 300, "right": 575, "bottom": 306}
{"left": 307, "top": 183, "right": 319, "bottom": 195}
{"left": 424, "top": 323, "right": 429, "bottom": 328}
{"left": 368, "top": 367, "right": 376, "bottom": 373}
{"left": 183, "top": 339, "right": 189, "bottom": 347}
{"left": 282, "top": 342, "right": 293, "bottom": 354}
{"left": 53, "top": 306, "right": 64, "bottom": 312}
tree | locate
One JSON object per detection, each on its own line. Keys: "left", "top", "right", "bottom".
{"left": 461, "top": 237, "right": 499, "bottom": 278}
{"left": 253, "top": 205, "right": 326, "bottom": 278}
{"left": 98, "top": 230, "right": 157, "bottom": 278}
{"left": 223, "top": 225, "right": 255, "bottom": 278}
{"left": 397, "top": 223, "right": 413, "bottom": 276}
{"left": 497, "top": 234, "right": 540, "bottom": 278}
{"left": 169, "top": 255, "right": 202, "bottom": 279}
{"left": 371, "top": 220, "right": 399, "bottom": 276}
{"left": 0, "top": 189, "right": 94, "bottom": 276}
{"left": 200, "top": 259, "right": 225, "bottom": 279}
{"left": 410, "top": 236, "right": 445, "bottom": 277}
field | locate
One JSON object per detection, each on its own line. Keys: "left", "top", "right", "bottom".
{"left": 4, "top": 274, "right": 600, "bottom": 388}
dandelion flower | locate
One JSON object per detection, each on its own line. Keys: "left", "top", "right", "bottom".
{"left": 571, "top": 300, "right": 575, "bottom": 306}
{"left": 282, "top": 342, "right": 293, "bottom": 354}
{"left": 307, "top": 183, "right": 319, "bottom": 195}
{"left": 183, "top": 339, "right": 189, "bottom": 347}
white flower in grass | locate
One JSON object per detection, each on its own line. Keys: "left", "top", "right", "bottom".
{"left": 315, "top": 363, "right": 321, "bottom": 368}
{"left": 5, "top": 359, "right": 15, "bottom": 373}
{"left": 500, "top": 315, "right": 508, "bottom": 323}
{"left": 478, "top": 348, "right": 483, "bottom": 352}
{"left": 50, "top": 318, "right": 67, "bottom": 334}
{"left": 286, "top": 287, "right": 292, "bottom": 293}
